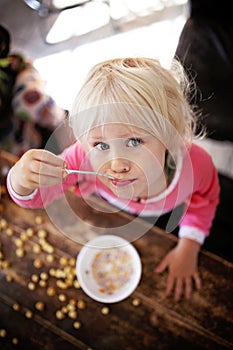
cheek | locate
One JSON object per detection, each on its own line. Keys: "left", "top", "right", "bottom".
{"left": 85, "top": 149, "right": 107, "bottom": 171}
{"left": 136, "top": 149, "right": 165, "bottom": 174}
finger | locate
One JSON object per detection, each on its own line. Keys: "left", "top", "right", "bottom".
{"left": 165, "top": 274, "right": 175, "bottom": 297}
{"left": 155, "top": 259, "right": 167, "bottom": 273}
{"left": 25, "top": 162, "right": 61, "bottom": 185}
{"left": 38, "top": 173, "right": 63, "bottom": 187}
{"left": 155, "top": 254, "right": 170, "bottom": 273}
{"left": 22, "top": 150, "right": 65, "bottom": 179}
{"left": 38, "top": 161, "right": 63, "bottom": 178}
{"left": 31, "top": 149, "right": 65, "bottom": 167}
{"left": 184, "top": 277, "right": 192, "bottom": 300}
{"left": 25, "top": 172, "right": 61, "bottom": 188}
{"left": 174, "top": 278, "right": 183, "bottom": 302}
{"left": 193, "top": 271, "right": 202, "bottom": 290}
{"left": 25, "top": 160, "right": 63, "bottom": 187}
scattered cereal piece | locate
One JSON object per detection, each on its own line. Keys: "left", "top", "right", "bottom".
{"left": 33, "top": 244, "right": 42, "bottom": 254}
{"left": 56, "top": 280, "right": 68, "bottom": 289}
{"left": 73, "top": 280, "right": 81, "bottom": 289}
{"left": 40, "top": 272, "right": 49, "bottom": 280}
{"left": 35, "top": 216, "right": 43, "bottom": 225}
{"left": 43, "top": 243, "right": 54, "bottom": 254}
{"left": 40, "top": 241, "right": 54, "bottom": 254}
{"left": 59, "top": 257, "right": 68, "bottom": 266}
{"left": 38, "top": 238, "right": 46, "bottom": 246}
{"left": 12, "top": 303, "right": 20, "bottom": 311}
{"left": 65, "top": 272, "right": 74, "bottom": 282}
{"left": 37, "top": 229, "right": 46, "bottom": 238}
{"left": 0, "top": 329, "right": 7, "bottom": 337}
{"left": 0, "top": 185, "right": 7, "bottom": 194}
{"left": 101, "top": 307, "right": 110, "bottom": 315}
{"left": 67, "top": 303, "right": 75, "bottom": 311}
{"left": 56, "top": 310, "right": 65, "bottom": 320}
{"left": 65, "top": 279, "right": 73, "bottom": 288}
{"left": 77, "top": 300, "right": 86, "bottom": 310}
{"left": 47, "top": 286, "right": 56, "bottom": 296}
{"left": 15, "top": 248, "right": 25, "bottom": 258}
{"left": 28, "top": 282, "right": 36, "bottom": 291}
{"left": 58, "top": 293, "right": 67, "bottom": 302}
{"left": 132, "top": 298, "right": 141, "bottom": 307}
{"left": 6, "top": 228, "right": 13, "bottom": 236}
{"left": 73, "top": 321, "right": 81, "bottom": 329}
{"left": 0, "top": 219, "right": 7, "bottom": 229}
{"left": 26, "top": 228, "right": 34, "bottom": 237}
{"left": 20, "top": 232, "right": 28, "bottom": 241}
{"left": 69, "top": 299, "right": 76, "bottom": 306}
{"left": 31, "top": 274, "right": 39, "bottom": 283}
{"left": 49, "top": 268, "right": 56, "bottom": 277}
{"left": 25, "top": 310, "right": 33, "bottom": 319}
{"left": 39, "top": 280, "right": 47, "bottom": 288}
{"left": 35, "top": 301, "right": 45, "bottom": 311}
{"left": 34, "top": 259, "right": 43, "bottom": 269}
{"left": 61, "top": 306, "right": 68, "bottom": 314}
{"left": 46, "top": 254, "right": 54, "bottom": 263}
{"left": 69, "top": 258, "right": 76, "bottom": 266}
{"left": 2, "top": 260, "right": 10, "bottom": 268}
{"left": 68, "top": 310, "right": 78, "bottom": 319}
{"left": 55, "top": 269, "right": 66, "bottom": 279}
{"left": 6, "top": 274, "right": 13, "bottom": 282}
{"left": 12, "top": 337, "right": 19, "bottom": 345}
{"left": 15, "top": 238, "right": 23, "bottom": 247}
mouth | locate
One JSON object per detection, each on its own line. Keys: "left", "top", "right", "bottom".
{"left": 111, "top": 178, "right": 136, "bottom": 187}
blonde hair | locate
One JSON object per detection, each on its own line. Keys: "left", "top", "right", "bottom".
{"left": 70, "top": 57, "right": 201, "bottom": 153}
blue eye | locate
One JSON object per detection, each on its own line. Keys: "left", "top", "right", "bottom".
{"left": 94, "top": 142, "right": 109, "bottom": 151}
{"left": 128, "top": 138, "right": 142, "bottom": 147}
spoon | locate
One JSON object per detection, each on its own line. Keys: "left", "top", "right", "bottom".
{"left": 64, "top": 168, "right": 115, "bottom": 180}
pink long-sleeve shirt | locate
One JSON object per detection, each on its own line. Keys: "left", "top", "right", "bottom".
{"left": 7, "top": 141, "right": 220, "bottom": 244}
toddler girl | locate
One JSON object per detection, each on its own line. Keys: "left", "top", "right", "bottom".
{"left": 7, "top": 57, "right": 220, "bottom": 301}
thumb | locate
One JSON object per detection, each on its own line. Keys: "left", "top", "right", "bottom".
{"left": 155, "top": 256, "right": 169, "bottom": 274}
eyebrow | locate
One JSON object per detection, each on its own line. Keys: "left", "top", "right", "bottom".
{"left": 88, "top": 136, "right": 103, "bottom": 140}
{"left": 88, "top": 132, "right": 149, "bottom": 140}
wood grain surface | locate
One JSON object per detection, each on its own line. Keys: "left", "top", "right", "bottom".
{"left": 0, "top": 151, "right": 232, "bottom": 350}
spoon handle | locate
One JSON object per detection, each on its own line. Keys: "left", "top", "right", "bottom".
{"left": 65, "top": 169, "right": 114, "bottom": 180}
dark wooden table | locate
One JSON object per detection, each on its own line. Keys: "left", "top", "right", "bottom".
{"left": 0, "top": 151, "right": 232, "bottom": 350}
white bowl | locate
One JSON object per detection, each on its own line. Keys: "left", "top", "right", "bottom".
{"left": 76, "top": 235, "right": 142, "bottom": 303}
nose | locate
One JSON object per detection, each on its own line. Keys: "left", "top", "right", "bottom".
{"left": 110, "top": 158, "right": 130, "bottom": 173}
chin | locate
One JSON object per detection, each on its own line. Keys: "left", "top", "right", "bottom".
{"left": 112, "top": 186, "right": 136, "bottom": 200}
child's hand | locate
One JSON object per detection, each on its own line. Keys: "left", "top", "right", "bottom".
{"left": 155, "top": 238, "right": 201, "bottom": 301}
{"left": 9, "top": 149, "right": 66, "bottom": 196}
